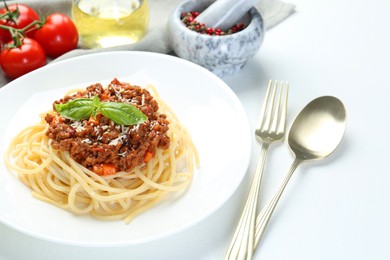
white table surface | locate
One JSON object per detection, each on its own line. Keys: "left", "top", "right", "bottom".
{"left": 1, "top": 0, "right": 390, "bottom": 259}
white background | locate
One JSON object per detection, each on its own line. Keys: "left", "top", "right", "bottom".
{"left": 1, "top": 0, "right": 390, "bottom": 259}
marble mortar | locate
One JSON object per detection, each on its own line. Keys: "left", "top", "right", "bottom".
{"left": 167, "top": 0, "right": 265, "bottom": 77}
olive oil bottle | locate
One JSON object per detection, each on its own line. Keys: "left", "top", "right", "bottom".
{"left": 72, "top": 0, "right": 149, "bottom": 48}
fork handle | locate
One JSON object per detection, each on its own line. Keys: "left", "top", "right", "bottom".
{"left": 253, "top": 158, "right": 302, "bottom": 249}
{"left": 225, "top": 143, "right": 270, "bottom": 260}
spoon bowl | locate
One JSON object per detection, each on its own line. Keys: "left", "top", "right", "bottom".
{"left": 253, "top": 96, "right": 347, "bottom": 250}
{"left": 288, "top": 96, "right": 347, "bottom": 161}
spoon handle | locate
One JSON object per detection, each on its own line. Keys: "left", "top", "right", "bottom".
{"left": 253, "top": 158, "right": 302, "bottom": 250}
{"left": 225, "top": 143, "right": 269, "bottom": 260}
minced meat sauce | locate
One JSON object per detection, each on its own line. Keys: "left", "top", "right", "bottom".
{"left": 44, "top": 78, "right": 170, "bottom": 175}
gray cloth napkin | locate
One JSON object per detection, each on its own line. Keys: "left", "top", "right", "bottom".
{"left": 0, "top": 0, "right": 295, "bottom": 86}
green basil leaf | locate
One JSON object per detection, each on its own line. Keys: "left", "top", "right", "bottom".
{"left": 92, "top": 95, "right": 101, "bottom": 107}
{"left": 54, "top": 96, "right": 147, "bottom": 126}
{"left": 54, "top": 98, "right": 96, "bottom": 120}
{"left": 100, "top": 102, "right": 148, "bottom": 125}
{"left": 91, "top": 96, "right": 102, "bottom": 117}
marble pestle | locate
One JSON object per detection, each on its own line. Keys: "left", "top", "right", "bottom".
{"left": 195, "top": 0, "right": 257, "bottom": 31}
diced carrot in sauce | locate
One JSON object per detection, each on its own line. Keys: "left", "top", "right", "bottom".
{"left": 100, "top": 93, "right": 110, "bottom": 101}
{"left": 91, "top": 147, "right": 104, "bottom": 153}
{"left": 92, "top": 163, "right": 117, "bottom": 176}
{"left": 53, "top": 115, "right": 64, "bottom": 124}
{"left": 88, "top": 114, "right": 101, "bottom": 125}
{"left": 144, "top": 150, "right": 154, "bottom": 163}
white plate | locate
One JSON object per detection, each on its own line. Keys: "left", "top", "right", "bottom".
{"left": 0, "top": 51, "right": 251, "bottom": 246}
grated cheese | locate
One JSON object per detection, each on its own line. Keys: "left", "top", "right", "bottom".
{"left": 118, "top": 151, "right": 127, "bottom": 157}
{"left": 129, "top": 123, "right": 140, "bottom": 133}
{"left": 70, "top": 121, "right": 85, "bottom": 132}
{"left": 149, "top": 121, "right": 157, "bottom": 130}
{"left": 108, "top": 133, "right": 126, "bottom": 146}
{"left": 82, "top": 138, "right": 92, "bottom": 144}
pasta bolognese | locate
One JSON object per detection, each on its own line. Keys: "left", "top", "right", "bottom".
{"left": 4, "top": 78, "right": 199, "bottom": 223}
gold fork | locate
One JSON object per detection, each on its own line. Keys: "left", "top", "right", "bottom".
{"left": 225, "top": 80, "right": 289, "bottom": 260}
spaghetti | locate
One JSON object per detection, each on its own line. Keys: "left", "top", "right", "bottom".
{"left": 4, "top": 79, "right": 199, "bottom": 223}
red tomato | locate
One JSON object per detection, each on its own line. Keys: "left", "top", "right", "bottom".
{"left": 0, "top": 38, "right": 46, "bottom": 79}
{"left": 34, "top": 13, "right": 78, "bottom": 58}
{"left": 0, "top": 4, "right": 40, "bottom": 44}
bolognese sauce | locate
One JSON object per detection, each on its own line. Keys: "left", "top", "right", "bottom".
{"left": 45, "top": 78, "right": 170, "bottom": 175}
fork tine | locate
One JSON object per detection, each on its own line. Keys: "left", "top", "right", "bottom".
{"left": 270, "top": 81, "right": 283, "bottom": 133}
{"left": 258, "top": 80, "right": 276, "bottom": 131}
{"left": 258, "top": 80, "right": 272, "bottom": 130}
{"left": 265, "top": 81, "right": 278, "bottom": 131}
{"left": 276, "top": 82, "right": 289, "bottom": 135}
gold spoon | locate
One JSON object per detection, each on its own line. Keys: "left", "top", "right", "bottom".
{"left": 254, "top": 96, "right": 347, "bottom": 249}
